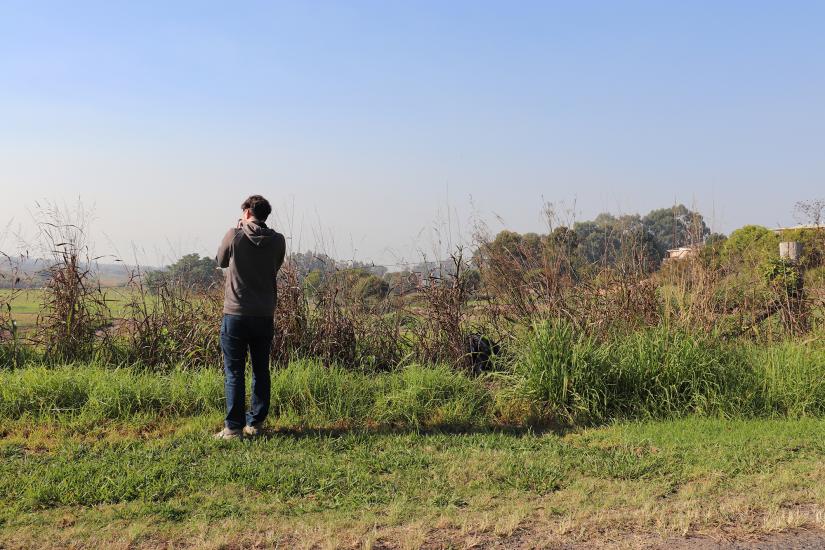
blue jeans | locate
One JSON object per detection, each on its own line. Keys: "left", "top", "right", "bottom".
{"left": 220, "top": 314, "right": 274, "bottom": 430}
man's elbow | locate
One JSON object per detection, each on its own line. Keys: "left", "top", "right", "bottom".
{"left": 216, "top": 252, "right": 230, "bottom": 269}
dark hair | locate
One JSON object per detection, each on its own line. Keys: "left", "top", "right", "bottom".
{"left": 241, "top": 195, "right": 272, "bottom": 221}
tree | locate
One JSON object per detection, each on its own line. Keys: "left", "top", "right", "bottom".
{"left": 288, "top": 251, "right": 336, "bottom": 277}
{"left": 705, "top": 233, "right": 727, "bottom": 247}
{"left": 574, "top": 214, "right": 621, "bottom": 265}
{"left": 794, "top": 199, "right": 825, "bottom": 226}
{"left": 462, "top": 268, "right": 482, "bottom": 294}
{"left": 642, "top": 204, "right": 709, "bottom": 259}
{"left": 146, "top": 253, "right": 221, "bottom": 291}
{"left": 549, "top": 226, "right": 578, "bottom": 254}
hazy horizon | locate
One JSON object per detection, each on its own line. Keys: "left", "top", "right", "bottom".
{"left": 2, "top": 1, "right": 823, "bottom": 267}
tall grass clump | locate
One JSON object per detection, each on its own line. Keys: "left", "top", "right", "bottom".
{"left": 120, "top": 274, "right": 223, "bottom": 369}
{"left": 755, "top": 341, "right": 825, "bottom": 416}
{"left": 607, "top": 327, "right": 758, "bottom": 418}
{"left": 268, "top": 360, "right": 492, "bottom": 429}
{"left": 374, "top": 364, "right": 492, "bottom": 429}
{"left": 509, "top": 320, "right": 609, "bottom": 424}
{"left": 33, "top": 203, "right": 113, "bottom": 363}
{"left": 268, "top": 360, "right": 379, "bottom": 427}
{"left": 511, "top": 321, "right": 764, "bottom": 423}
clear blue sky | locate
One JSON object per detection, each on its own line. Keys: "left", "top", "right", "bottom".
{"left": 1, "top": 1, "right": 823, "bottom": 266}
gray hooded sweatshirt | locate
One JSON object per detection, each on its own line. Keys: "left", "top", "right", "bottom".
{"left": 216, "top": 220, "right": 286, "bottom": 317}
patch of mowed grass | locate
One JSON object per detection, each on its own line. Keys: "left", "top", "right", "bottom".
{"left": 6, "top": 417, "right": 821, "bottom": 513}
{"left": 2, "top": 418, "right": 825, "bottom": 549}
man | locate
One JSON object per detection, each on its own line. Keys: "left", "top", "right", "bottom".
{"left": 214, "top": 195, "right": 286, "bottom": 440}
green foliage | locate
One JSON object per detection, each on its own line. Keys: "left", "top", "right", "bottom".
{"left": 755, "top": 343, "right": 825, "bottom": 416}
{"left": 548, "top": 226, "right": 579, "bottom": 255}
{"left": 573, "top": 212, "right": 666, "bottom": 270}
{"left": 302, "top": 269, "right": 325, "bottom": 296}
{"left": 705, "top": 232, "right": 728, "bottom": 246}
{"left": 762, "top": 259, "right": 802, "bottom": 296}
{"left": 0, "top": 360, "right": 493, "bottom": 430}
{"left": 0, "top": 365, "right": 223, "bottom": 419}
{"left": 510, "top": 321, "right": 825, "bottom": 423}
{"left": 571, "top": 216, "right": 614, "bottom": 262}
{"left": 374, "top": 365, "right": 490, "bottom": 429}
{"left": 7, "top": 329, "right": 825, "bottom": 428}
{"left": 722, "top": 225, "right": 779, "bottom": 266}
{"left": 699, "top": 232, "right": 728, "bottom": 266}
{"left": 269, "top": 361, "right": 378, "bottom": 426}
{"left": 510, "top": 320, "right": 607, "bottom": 422}
{"left": 307, "top": 268, "right": 389, "bottom": 302}
{"left": 384, "top": 270, "right": 417, "bottom": 296}
{"left": 461, "top": 268, "right": 481, "bottom": 293}
{"left": 352, "top": 272, "right": 390, "bottom": 302}
{"left": 146, "top": 253, "right": 221, "bottom": 291}
{"left": 477, "top": 206, "right": 708, "bottom": 287}
{"left": 477, "top": 230, "right": 542, "bottom": 269}
{"left": 642, "top": 204, "right": 709, "bottom": 257}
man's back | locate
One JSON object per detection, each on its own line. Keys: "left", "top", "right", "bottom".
{"left": 214, "top": 194, "right": 285, "bottom": 441}
{"left": 217, "top": 219, "right": 286, "bottom": 317}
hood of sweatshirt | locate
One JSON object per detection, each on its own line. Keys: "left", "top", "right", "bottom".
{"left": 241, "top": 219, "right": 277, "bottom": 247}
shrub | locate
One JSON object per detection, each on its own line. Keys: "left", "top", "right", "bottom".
{"left": 722, "top": 225, "right": 779, "bottom": 266}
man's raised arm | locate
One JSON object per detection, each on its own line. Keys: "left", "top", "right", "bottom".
{"left": 216, "top": 228, "right": 236, "bottom": 268}
{"left": 274, "top": 233, "right": 286, "bottom": 274}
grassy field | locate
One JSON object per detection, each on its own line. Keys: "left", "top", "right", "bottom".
{"left": 2, "top": 295, "right": 825, "bottom": 547}
{"left": 1, "top": 362, "right": 825, "bottom": 548}
{"left": 0, "top": 288, "right": 43, "bottom": 329}
{"left": 0, "top": 287, "right": 146, "bottom": 330}
{"left": 2, "top": 414, "right": 824, "bottom": 548}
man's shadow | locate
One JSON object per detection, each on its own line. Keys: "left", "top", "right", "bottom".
{"left": 255, "top": 422, "right": 572, "bottom": 441}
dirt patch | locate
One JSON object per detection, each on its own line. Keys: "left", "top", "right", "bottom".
{"left": 661, "top": 529, "right": 825, "bottom": 550}
{"left": 368, "top": 527, "right": 825, "bottom": 549}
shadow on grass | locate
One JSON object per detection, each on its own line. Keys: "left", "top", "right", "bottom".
{"left": 254, "top": 421, "right": 574, "bottom": 440}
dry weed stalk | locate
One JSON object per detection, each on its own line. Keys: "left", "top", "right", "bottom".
{"left": 33, "top": 204, "right": 112, "bottom": 362}
{"left": 120, "top": 267, "right": 223, "bottom": 368}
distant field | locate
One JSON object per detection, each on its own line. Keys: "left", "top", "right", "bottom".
{"left": 0, "top": 287, "right": 138, "bottom": 329}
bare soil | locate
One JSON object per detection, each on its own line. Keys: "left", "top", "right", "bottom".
{"left": 396, "top": 527, "right": 825, "bottom": 549}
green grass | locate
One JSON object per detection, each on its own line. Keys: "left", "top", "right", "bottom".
{"left": 509, "top": 320, "right": 825, "bottom": 423}
{"left": 1, "top": 332, "right": 824, "bottom": 547}
{"left": 1, "top": 359, "right": 825, "bottom": 547}
{"left": 0, "top": 361, "right": 495, "bottom": 431}
{"left": 0, "top": 288, "right": 42, "bottom": 329}
{"left": 1, "top": 416, "right": 824, "bottom": 548}
{"left": 3, "top": 329, "right": 825, "bottom": 430}
{"left": 0, "top": 287, "right": 142, "bottom": 331}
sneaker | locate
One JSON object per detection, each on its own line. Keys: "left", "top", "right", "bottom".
{"left": 214, "top": 427, "right": 243, "bottom": 440}
{"left": 243, "top": 422, "right": 264, "bottom": 437}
